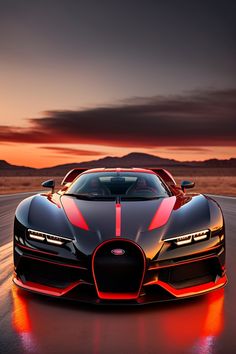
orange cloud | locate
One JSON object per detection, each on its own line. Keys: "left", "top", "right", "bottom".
{"left": 39, "top": 146, "right": 105, "bottom": 156}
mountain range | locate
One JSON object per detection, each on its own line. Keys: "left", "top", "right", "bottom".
{"left": 0, "top": 152, "right": 236, "bottom": 176}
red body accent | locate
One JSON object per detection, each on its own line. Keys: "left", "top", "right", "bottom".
{"left": 149, "top": 196, "right": 176, "bottom": 230}
{"left": 116, "top": 203, "right": 121, "bottom": 237}
{"left": 61, "top": 197, "right": 89, "bottom": 230}
{"left": 97, "top": 292, "right": 140, "bottom": 300}
{"left": 47, "top": 193, "right": 61, "bottom": 208}
{"left": 145, "top": 275, "right": 227, "bottom": 297}
{"left": 61, "top": 168, "right": 88, "bottom": 185}
{"left": 13, "top": 277, "right": 84, "bottom": 297}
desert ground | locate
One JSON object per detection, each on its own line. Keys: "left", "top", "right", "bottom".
{"left": 0, "top": 175, "right": 235, "bottom": 196}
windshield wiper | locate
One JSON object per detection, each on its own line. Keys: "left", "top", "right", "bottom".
{"left": 65, "top": 193, "right": 115, "bottom": 200}
{"left": 121, "top": 195, "right": 166, "bottom": 201}
{"left": 65, "top": 193, "right": 94, "bottom": 200}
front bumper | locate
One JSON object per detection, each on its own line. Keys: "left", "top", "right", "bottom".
{"left": 13, "top": 236, "right": 227, "bottom": 304}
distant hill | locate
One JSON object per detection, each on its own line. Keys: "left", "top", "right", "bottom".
{"left": 0, "top": 153, "right": 236, "bottom": 176}
{"left": 0, "top": 160, "right": 34, "bottom": 172}
{"left": 40, "top": 152, "right": 184, "bottom": 173}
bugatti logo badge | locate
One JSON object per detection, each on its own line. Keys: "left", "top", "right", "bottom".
{"left": 111, "top": 248, "right": 125, "bottom": 256}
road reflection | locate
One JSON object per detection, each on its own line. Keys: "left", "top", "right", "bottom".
{"left": 160, "top": 289, "right": 224, "bottom": 354}
{"left": 192, "top": 290, "right": 224, "bottom": 354}
{"left": 11, "top": 288, "right": 37, "bottom": 352}
{"left": 11, "top": 287, "right": 224, "bottom": 354}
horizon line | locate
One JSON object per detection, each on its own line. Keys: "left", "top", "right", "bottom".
{"left": 1, "top": 152, "right": 236, "bottom": 170}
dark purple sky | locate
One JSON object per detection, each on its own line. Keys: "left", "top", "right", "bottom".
{"left": 0, "top": 0, "right": 235, "bottom": 166}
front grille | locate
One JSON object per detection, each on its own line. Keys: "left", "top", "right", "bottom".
{"left": 92, "top": 240, "right": 145, "bottom": 294}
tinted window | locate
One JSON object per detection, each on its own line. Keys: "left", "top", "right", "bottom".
{"left": 66, "top": 172, "right": 170, "bottom": 200}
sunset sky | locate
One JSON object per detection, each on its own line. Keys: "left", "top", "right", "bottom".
{"left": 0, "top": 0, "right": 235, "bottom": 167}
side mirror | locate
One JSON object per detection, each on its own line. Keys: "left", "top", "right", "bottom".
{"left": 181, "top": 180, "right": 195, "bottom": 191}
{"left": 41, "top": 179, "right": 55, "bottom": 193}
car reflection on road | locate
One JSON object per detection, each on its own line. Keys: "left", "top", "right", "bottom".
{"left": 12, "top": 288, "right": 224, "bottom": 354}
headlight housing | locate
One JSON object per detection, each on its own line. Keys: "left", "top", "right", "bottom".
{"left": 164, "top": 229, "right": 209, "bottom": 246}
{"left": 28, "top": 229, "right": 72, "bottom": 246}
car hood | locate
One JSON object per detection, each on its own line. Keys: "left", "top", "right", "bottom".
{"left": 60, "top": 194, "right": 212, "bottom": 257}
{"left": 17, "top": 192, "right": 219, "bottom": 258}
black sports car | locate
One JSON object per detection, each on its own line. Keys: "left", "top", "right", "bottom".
{"left": 13, "top": 168, "right": 227, "bottom": 304}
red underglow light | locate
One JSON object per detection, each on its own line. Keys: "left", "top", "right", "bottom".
{"left": 12, "top": 288, "right": 31, "bottom": 333}
{"left": 202, "top": 289, "right": 224, "bottom": 336}
{"left": 159, "top": 289, "right": 225, "bottom": 351}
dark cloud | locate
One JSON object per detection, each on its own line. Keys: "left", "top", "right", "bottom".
{"left": 167, "top": 147, "right": 211, "bottom": 152}
{"left": 39, "top": 146, "right": 105, "bottom": 156}
{"left": 0, "top": 89, "right": 235, "bottom": 147}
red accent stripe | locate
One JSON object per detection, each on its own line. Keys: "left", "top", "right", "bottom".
{"left": 97, "top": 292, "right": 138, "bottom": 300}
{"left": 13, "top": 277, "right": 84, "bottom": 297}
{"left": 116, "top": 203, "right": 121, "bottom": 237}
{"left": 61, "top": 197, "right": 89, "bottom": 230}
{"left": 149, "top": 196, "right": 176, "bottom": 230}
{"left": 144, "top": 275, "right": 227, "bottom": 297}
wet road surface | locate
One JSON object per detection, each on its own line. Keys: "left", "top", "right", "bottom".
{"left": 0, "top": 193, "right": 236, "bottom": 354}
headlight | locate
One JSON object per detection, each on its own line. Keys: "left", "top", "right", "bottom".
{"left": 164, "top": 229, "right": 209, "bottom": 246}
{"left": 28, "top": 229, "right": 72, "bottom": 246}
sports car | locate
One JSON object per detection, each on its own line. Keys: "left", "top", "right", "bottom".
{"left": 13, "top": 167, "right": 227, "bottom": 304}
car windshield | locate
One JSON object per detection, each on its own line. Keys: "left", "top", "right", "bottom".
{"left": 65, "top": 172, "right": 170, "bottom": 200}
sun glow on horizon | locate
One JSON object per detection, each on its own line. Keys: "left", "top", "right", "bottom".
{"left": 0, "top": 143, "right": 235, "bottom": 168}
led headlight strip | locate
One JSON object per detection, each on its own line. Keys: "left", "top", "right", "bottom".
{"left": 164, "top": 230, "right": 209, "bottom": 246}
{"left": 28, "top": 229, "right": 72, "bottom": 246}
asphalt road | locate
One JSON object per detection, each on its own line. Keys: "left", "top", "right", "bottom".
{"left": 0, "top": 193, "right": 235, "bottom": 354}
